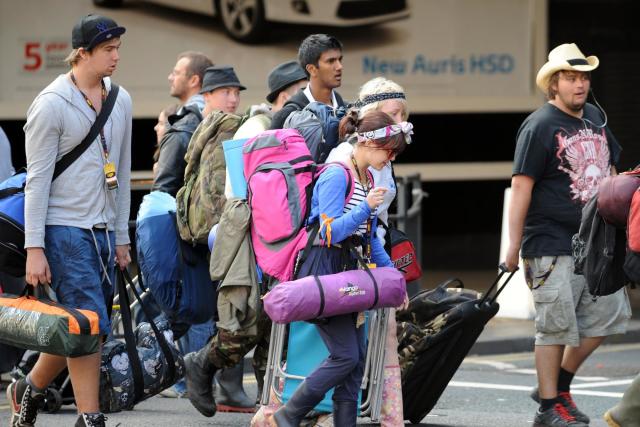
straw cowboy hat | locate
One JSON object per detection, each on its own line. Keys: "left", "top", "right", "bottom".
{"left": 536, "top": 43, "right": 599, "bottom": 92}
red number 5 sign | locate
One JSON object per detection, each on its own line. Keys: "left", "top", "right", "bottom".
{"left": 24, "top": 42, "right": 42, "bottom": 72}
{"left": 23, "top": 40, "right": 69, "bottom": 73}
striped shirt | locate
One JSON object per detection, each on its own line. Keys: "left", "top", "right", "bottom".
{"left": 343, "top": 181, "right": 376, "bottom": 236}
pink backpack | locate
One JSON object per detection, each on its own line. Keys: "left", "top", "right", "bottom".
{"left": 243, "top": 129, "right": 355, "bottom": 281}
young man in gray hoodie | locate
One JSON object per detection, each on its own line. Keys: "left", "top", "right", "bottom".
{"left": 8, "top": 14, "right": 132, "bottom": 427}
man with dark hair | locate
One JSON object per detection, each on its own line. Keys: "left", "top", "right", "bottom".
{"left": 152, "top": 51, "right": 212, "bottom": 195}
{"left": 8, "top": 14, "right": 131, "bottom": 427}
{"left": 270, "top": 34, "right": 345, "bottom": 129}
{"left": 503, "top": 43, "right": 630, "bottom": 427}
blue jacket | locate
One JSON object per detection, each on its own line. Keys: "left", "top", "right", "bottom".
{"left": 308, "top": 165, "right": 393, "bottom": 268}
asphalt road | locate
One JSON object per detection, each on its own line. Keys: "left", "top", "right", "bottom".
{"left": 1, "top": 342, "right": 638, "bottom": 426}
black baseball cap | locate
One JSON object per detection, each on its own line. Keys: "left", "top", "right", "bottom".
{"left": 72, "top": 14, "right": 126, "bottom": 51}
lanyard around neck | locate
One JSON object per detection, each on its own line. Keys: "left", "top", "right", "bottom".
{"left": 350, "top": 154, "right": 373, "bottom": 260}
{"left": 350, "top": 154, "right": 370, "bottom": 191}
{"left": 70, "top": 72, "right": 110, "bottom": 158}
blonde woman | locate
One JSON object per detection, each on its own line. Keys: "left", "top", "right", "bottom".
{"left": 327, "top": 77, "right": 411, "bottom": 425}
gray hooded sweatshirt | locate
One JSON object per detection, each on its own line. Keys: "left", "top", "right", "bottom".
{"left": 24, "top": 74, "right": 132, "bottom": 248}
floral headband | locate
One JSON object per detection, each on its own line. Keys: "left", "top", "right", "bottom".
{"left": 357, "top": 121, "right": 414, "bottom": 145}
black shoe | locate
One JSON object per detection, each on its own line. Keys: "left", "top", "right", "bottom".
{"left": 214, "top": 363, "right": 255, "bottom": 413}
{"left": 7, "top": 379, "right": 44, "bottom": 427}
{"left": 533, "top": 403, "right": 589, "bottom": 427}
{"left": 333, "top": 400, "right": 358, "bottom": 427}
{"left": 75, "top": 413, "right": 107, "bottom": 427}
{"left": 184, "top": 343, "right": 218, "bottom": 417}
{"left": 531, "top": 387, "right": 590, "bottom": 424}
{"left": 272, "top": 383, "right": 319, "bottom": 427}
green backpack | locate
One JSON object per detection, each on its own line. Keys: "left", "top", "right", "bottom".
{"left": 176, "top": 111, "right": 243, "bottom": 245}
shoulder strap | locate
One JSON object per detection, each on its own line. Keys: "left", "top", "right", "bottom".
{"left": 295, "top": 163, "right": 355, "bottom": 277}
{"left": 52, "top": 83, "right": 120, "bottom": 181}
{"left": 119, "top": 269, "right": 177, "bottom": 400}
{"left": 115, "top": 268, "right": 145, "bottom": 403}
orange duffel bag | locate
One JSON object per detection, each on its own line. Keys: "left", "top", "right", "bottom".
{"left": 0, "top": 286, "right": 100, "bottom": 357}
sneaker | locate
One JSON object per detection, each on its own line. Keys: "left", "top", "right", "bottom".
{"left": 74, "top": 413, "right": 107, "bottom": 427}
{"left": 533, "top": 403, "right": 588, "bottom": 427}
{"left": 530, "top": 387, "right": 590, "bottom": 424}
{"left": 7, "top": 379, "right": 44, "bottom": 427}
{"left": 558, "top": 392, "right": 590, "bottom": 424}
{"left": 159, "top": 386, "right": 187, "bottom": 398}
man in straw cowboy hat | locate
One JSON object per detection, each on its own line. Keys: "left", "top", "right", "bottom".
{"left": 502, "top": 43, "right": 631, "bottom": 427}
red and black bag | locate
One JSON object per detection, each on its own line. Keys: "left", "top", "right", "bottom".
{"left": 387, "top": 228, "right": 423, "bottom": 282}
{"left": 597, "top": 168, "right": 640, "bottom": 228}
{"left": 628, "top": 189, "right": 640, "bottom": 252}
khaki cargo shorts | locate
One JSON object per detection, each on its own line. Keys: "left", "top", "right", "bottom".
{"left": 524, "top": 255, "right": 631, "bottom": 347}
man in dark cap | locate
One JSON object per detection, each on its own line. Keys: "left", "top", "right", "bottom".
{"left": 183, "top": 63, "right": 308, "bottom": 418}
{"left": 201, "top": 65, "right": 245, "bottom": 116}
{"left": 267, "top": 60, "right": 308, "bottom": 113}
{"left": 233, "top": 60, "right": 308, "bottom": 138}
{"left": 9, "top": 14, "right": 131, "bottom": 427}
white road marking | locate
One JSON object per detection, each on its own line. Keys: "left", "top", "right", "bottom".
{"left": 449, "top": 381, "right": 530, "bottom": 392}
{"left": 467, "top": 363, "right": 611, "bottom": 382}
{"left": 573, "top": 376, "right": 610, "bottom": 382}
{"left": 448, "top": 381, "right": 624, "bottom": 398}
{"left": 571, "top": 379, "right": 634, "bottom": 389}
{"left": 506, "top": 368, "right": 537, "bottom": 375}
{"left": 462, "top": 359, "right": 517, "bottom": 370}
{"left": 504, "top": 369, "right": 609, "bottom": 382}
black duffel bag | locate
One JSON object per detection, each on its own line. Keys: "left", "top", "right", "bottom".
{"left": 396, "top": 278, "right": 479, "bottom": 326}
{"left": 99, "top": 270, "right": 184, "bottom": 413}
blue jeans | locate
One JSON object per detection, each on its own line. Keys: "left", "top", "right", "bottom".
{"left": 306, "top": 313, "right": 366, "bottom": 403}
{"left": 45, "top": 225, "right": 115, "bottom": 335}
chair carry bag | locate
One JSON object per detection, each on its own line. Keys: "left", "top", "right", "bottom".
{"left": 263, "top": 266, "right": 406, "bottom": 324}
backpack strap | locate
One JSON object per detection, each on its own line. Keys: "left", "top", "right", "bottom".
{"left": 295, "top": 163, "right": 356, "bottom": 277}
{"left": 52, "top": 83, "right": 120, "bottom": 181}
{"left": 0, "top": 184, "right": 26, "bottom": 198}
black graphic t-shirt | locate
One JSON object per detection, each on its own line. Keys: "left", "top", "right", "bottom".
{"left": 513, "top": 102, "right": 621, "bottom": 257}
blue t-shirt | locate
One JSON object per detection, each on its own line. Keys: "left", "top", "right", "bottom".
{"left": 513, "top": 102, "right": 621, "bottom": 257}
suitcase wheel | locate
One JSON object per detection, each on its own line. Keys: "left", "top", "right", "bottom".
{"left": 43, "top": 388, "right": 63, "bottom": 413}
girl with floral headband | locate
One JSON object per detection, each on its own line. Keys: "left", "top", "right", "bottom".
{"left": 273, "top": 110, "right": 410, "bottom": 426}
{"left": 327, "top": 76, "right": 412, "bottom": 425}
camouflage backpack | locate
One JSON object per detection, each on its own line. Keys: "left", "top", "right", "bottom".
{"left": 176, "top": 111, "right": 243, "bottom": 245}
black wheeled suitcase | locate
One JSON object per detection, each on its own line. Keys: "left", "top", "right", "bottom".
{"left": 399, "top": 265, "right": 517, "bottom": 424}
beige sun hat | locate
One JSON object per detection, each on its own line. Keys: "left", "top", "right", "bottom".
{"left": 536, "top": 43, "right": 599, "bottom": 92}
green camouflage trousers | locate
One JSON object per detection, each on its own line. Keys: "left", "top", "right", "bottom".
{"left": 207, "top": 305, "right": 272, "bottom": 376}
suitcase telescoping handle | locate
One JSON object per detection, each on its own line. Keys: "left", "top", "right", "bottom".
{"left": 477, "top": 263, "right": 518, "bottom": 307}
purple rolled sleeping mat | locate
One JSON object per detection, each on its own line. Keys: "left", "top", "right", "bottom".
{"left": 263, "top": 266, "right": 406, "bottom": 323}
